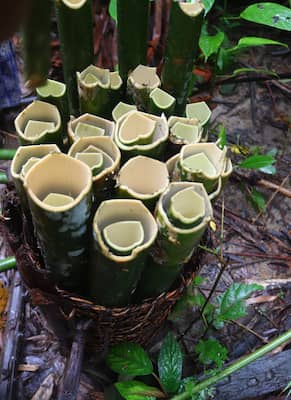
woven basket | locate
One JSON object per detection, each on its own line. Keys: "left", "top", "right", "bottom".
{"left": 1, "top": 185, "right": 201, "bottom": 354}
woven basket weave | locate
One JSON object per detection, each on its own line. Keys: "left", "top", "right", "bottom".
{"left": 2, "top": 185, "right": 201, "bottom": 353}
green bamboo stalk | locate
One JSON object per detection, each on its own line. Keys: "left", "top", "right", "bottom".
{"left": 117, "top": 0, "right": 150, "bottom": 80}
{"left": 55, "top": 0, "right": 94, "bottom": 116}
{"left": 24, "top": 153, "right": 92, "bottom": 291}
{"left": 161, "top": 1, "right": 204, "bottom": 116}
{"left": 148, "top": 88, "right": 176, "bottom": 117}
{"left": 0, "top": 149, "right": 17, "bottom": 160}
{"left": 89, "top": 199, "right": 158, "bottom": 306}
{"left": 171, "top": 330, "right": 291, "bottom": 400}
{"left": 0, "top": 257, "right": 16, "bottom": 273}
{"left": 0, "top": 172, "right": 8, "bottom": 184}
{"left": 36, "top": 79, "right": 70, "bottom": 134}
{"left": 22, "top": 0, "right": 51, "bottom": 88}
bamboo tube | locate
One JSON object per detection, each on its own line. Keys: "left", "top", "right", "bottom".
{"left": 116, "top": 156, "right": 169, "bottom": 210}
{"left": 161, "top": 1, "right": 204, "bottom": 116}
{"left": 22, "top": 0, "right": 51, "bottom": 88}
{"left": 117, "top": 0, "right": 150, "bottom": 80}
{"left": 68, "top": 113, "right": 115, "bottom": 143}
{"left": 77, "top": 66, "right": 122, "bottom": 118}
{"left": 55, "top": 0, "right": 94, "bottom": 116}
{"left": 36, "top": 79, "right": 70, "bottom": 136}
{"left": 127, "top": 65, "right": 161, "bottom": 111}
{"left": 136, "top": 182, "right": 212, "bottom": 299}
{"left": 112, "top": 102, "right": 137, "bottom": 122}
{"left": 186, "top": 101, "right": 211, "bottom": 140}
{"left": 14, "top": 101, "right": 63, "bottom": 147}
{"left": 68, "top": 136, "right": 121, "bottom": 202}
{"left": 148, "top": 88, "right": 176, "bottom": 117}
{"left": 168, "top": 116, "right": 202, "bottom": 147}
{"left": 169, "top": 143, "right": 232, "bottom": 197}
{"left": 114, "top": 110, "right": 169, "bottom": 160}
{"left": 24, "top": 153, "right": 92, "bottom": 291}
{"left": 89, "top": 199, "right": 158, "bottom": 306}
{"left": 11, "top": 144, "right": 61, "bottom": 212}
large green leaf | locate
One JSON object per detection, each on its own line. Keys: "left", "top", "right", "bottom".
{"left": 214, "top": 283, "right": 263, "bottom": 328}
{"left": 115, "top": 381, "right": 163, "bottom": 400}
{"left": 106, "top": 343, "right": 153, "bottom": 376}
{"left": 199, "top": 31, "right": 225, "bottom": 61}
{"left": 229, "top": 36, "right": 287, "bottom": 53}
{"left": 195, "top": 339, "right": 228, "bottom": 368}
{"left": 238, "top": 154, "right": 276, "bottom": 170}
{"left": 240, "top": 3, "right": 291, "bottom": 32}
{"left": 158, "top": 333, "right": 183, "bottom": 393}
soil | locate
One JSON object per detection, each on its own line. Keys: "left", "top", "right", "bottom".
{"left": 0, "top": 2, "right": 290, "bottom": 399}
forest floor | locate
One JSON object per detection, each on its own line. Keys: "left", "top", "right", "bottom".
{"left": 0, "top": 4, "right": 290, "bottom": 399}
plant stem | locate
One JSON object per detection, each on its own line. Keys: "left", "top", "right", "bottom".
{"left": 171, "top": 330, "right": 291, "bottom": 400}
{"left": 0, "top": 257, "right": 16, "bottom": 273}
{"left": 117, "top": 0, "right": 150, "bottom": 80}
{"left": 0, "top": 149, "right": 16, "bottom": 160}
{"left": 0, "top": 172, "right": 8, "bottom": 184}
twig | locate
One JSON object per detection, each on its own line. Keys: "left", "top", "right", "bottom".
{"left": 223, "top": 251, "right": 290, "bottom": 262}
{"left": 215, "top": 73, "right": 291, "bottom": 86}
{"left": 230, "top": 320, "right": 268, "bottom": 344}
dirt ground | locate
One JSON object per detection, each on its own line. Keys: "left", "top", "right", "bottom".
{"left": 0, "top": 7, "right": 290, "bottom": 399}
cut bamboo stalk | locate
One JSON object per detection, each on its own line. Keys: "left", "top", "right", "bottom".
{"left": 161, "top": 0, "right": 204, "bottom": 116}
{"left": 127, "top": 65, "right": 161, "bottom": 110}
{"left": 168, "top": 142, "right": 232, "bottom": 198}
{"left": 89, "top": 199, "right": 158, "bottom": 306}
{"left": 117, "top": 0, "right": 150, "bottom": 80}
{"left": 77, "top": 66, "right": 122, "bottom": 118}
{"left": 36, "top": 79, "right": 70, "bottom": 136}
{"left": 116, "top": 156, "right": 169, "bottom": 211}
{"left": 22, "top": 0, "right": 51, "bottom": 88}
{"left": 136, "top": 182, "right": 212, "bottom": 299}
{"left": 14, "top": 101, "right": 63, "bottom": 147}
{"left": 168, "top": 116, "right": 202, "bottom": 146}
{"left": 114, "top": 110, "right": 169, "bottom": 160}
{"left": 11, "top": 144, "right": 61, "bottom": 212}
{"left": 24, "top": 153, "right": 92, "bottom": 291}
{"left": 112, "top": 102, "right": 137, "bottom": 122}
{"left": 68, "top": 136, "right": 121, "bottom": 202}
{"left": 55, "top": 0, "right": 94, "bottom": 116}
{"left": 186, "top": 101, "right": 211, "bottom": 139}
{"left": 68, "top": 113, "right": 115, "bottom": 143}
{"left": 148, "top": 87, "right": 176, "bottom": 117}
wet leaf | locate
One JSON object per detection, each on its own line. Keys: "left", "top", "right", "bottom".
{"left": 230, "top": 36, "right": 287, "bottom": 52}
{"left": 217, "top": 125, "right": 226, "bottom": 149}
{"left": 240, "top": 3, "right": 291, "bottom": 31}
{"left": 158, "top": 333, "right": 183, "bottom": 393}
{"left": 247, "top": 188, "right": 266, "bottom": 212}
{"left": 0, "top": 281, "right": 8, "bottom": 330}
{"left": 106, "top": 343, "right": 153, "bottom": 376}
{"left": 199, "top": 31, "right": 225, "bottom": 61}
{"left": 214, "top": 283, "right": 263, "bottom": 328}
{"left": 230, "top": 144, "right": 250, "bottom": 155}
{"left": 115, "top": 381, "right": 162, "bottom": 400}
{"left": 209, "top": 220, "right": 217, "bottom": 231}
{"left": 195, "top": 339, "right": 228, "bottom": 368}
{"left": 109, "top": 0, "right": 117, "bottom": 22}
{"left": 238, "top": 154, "right": 276, "bottom": 170}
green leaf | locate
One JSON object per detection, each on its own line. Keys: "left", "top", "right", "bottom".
{"left": 230, "top": 36, "right": 287, "bottom": 52}
{"left": 259, "top": 164, "right": 276, "bottom": 174}
{"left": 248, "top": 188, "right": 266, "bottom": 212}
{"left": 217, "top": 125, "right": 227, "bottom": 149}
{"left": 199, "top": 31, "right": 225, "bottom": 61}
{"left": 109, "top": 0, "right": 117, "bottom": 22}
{"left": 238, "top": 154, "right": 276, "bottom": 170}
{"left": 233, "top": 67, "right": 278, "bottom": 78}
{"left": 240, "top": 3, "right": 291, "bottom": 31}
{"left": 214, "top": 283, "right": 263, "bottom": 327}
{"left": 106, "top": 343, "right": 153, "bottom": 376}
{"left": 202, "top": 0, "right": 215, "bottom": 15}
{"left": 158, "top": 333, "right": 183, "bottom": 393}
{"left": 115, "top": 381, "right": 162, "bottom": 400}
{"left": 195, "top": 339, "right": 228, "bottom": 368}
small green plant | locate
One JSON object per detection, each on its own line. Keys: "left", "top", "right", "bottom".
{"left": 105, "top": 281, "right": 263, "bottom": 399}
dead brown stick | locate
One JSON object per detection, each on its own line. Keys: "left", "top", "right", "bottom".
{"left": 257, "top": 177, "right": 291, "bottom": 198}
